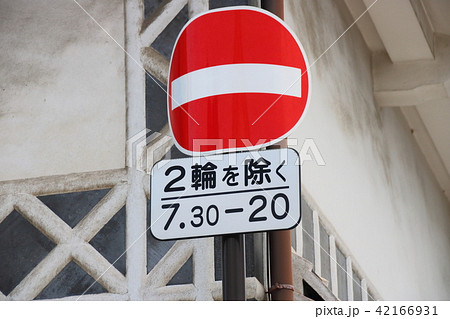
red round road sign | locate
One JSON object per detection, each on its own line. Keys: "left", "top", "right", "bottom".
{"left": 168, "top": 6, "right": 310, "bottom": 155}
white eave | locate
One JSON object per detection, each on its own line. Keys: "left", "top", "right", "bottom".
{"left": 344, "top": 0, "right": 450, "bottom": 202}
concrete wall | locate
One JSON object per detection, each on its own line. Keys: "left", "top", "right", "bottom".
{"left": 286, "top": 0, "right": 450, "bottom": 300}
{"left": 0, "top": 0, "right": 126, "bottom": 181}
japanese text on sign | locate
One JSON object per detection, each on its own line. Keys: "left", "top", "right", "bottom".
{"left": 150, "top": 148, "right": 301, "bottom": 240}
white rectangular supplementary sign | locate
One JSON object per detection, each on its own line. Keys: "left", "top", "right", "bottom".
{"left": 150, "top": 148, "right": 301, "bottom": 240}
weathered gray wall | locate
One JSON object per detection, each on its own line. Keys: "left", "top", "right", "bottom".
{"left": 0, "top": 0, "right": 126, "bottom": 181}
{"left": 286, "top": 0, "right": 450, "bottom": 300}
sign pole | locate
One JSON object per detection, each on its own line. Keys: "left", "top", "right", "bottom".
{"left": 262, "top": 0, "right": 295, "bottom": 301}
{"left": 222, "top": 234, "right": 246, "bottom": 300}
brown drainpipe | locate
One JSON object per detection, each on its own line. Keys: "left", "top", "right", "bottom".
{"left": 261, "top": 0, "right": 295, "bottom": 301}
{"left": 267, "top": 142, "right": 295, "bottom": 301}
{"left": 261, "top": 0, "right": 284, "bottom": 18}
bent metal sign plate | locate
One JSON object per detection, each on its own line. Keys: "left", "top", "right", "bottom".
{"left": 167, "top": 6, "right": 310, "bottom": 155}
{"left": 150, "top": 148, "right": 301, "bottom": 240}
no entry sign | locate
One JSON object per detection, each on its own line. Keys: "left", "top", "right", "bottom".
{"left": 168, "top": 6, "right": 310, "bottom": 155}
{"left": 150, "top": 148, "right": 301, "bottom": 240}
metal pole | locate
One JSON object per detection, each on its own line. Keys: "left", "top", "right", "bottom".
{"left": 261, "top": 0, "right": 295, "bottom": 301}
{"left": 222, "top": 234, "right": 246, "bottom": 300}
{"left": 261, "top": 0, "right": 284, "bottom": 17}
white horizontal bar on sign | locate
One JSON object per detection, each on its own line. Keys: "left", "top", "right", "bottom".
{"left": 171, "top": 63, "right": 302, "bottom": 109}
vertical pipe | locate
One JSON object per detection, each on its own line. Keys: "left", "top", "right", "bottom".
{"left": 262, "top": 0, "right": 295, "bottom": 301}
{"left": 261, "top": 0, "right": 284, "bottom": 19}
{"left": 268, "top": 229, "right": 294, "bottom": 300}
{"left": 222, "top": 234, "right": 246, "bottom": 300}
{"left": 267, "top": 140, "right": 294, "bottom": 301}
